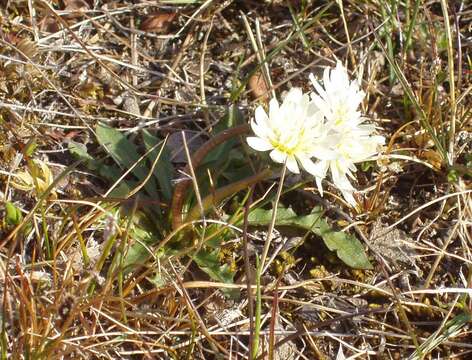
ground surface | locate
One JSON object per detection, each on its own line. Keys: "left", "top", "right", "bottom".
{"left": 0, "top": 1, "right": 471, "bottom": 359}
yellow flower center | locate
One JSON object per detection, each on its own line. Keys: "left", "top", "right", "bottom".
{"left": 334, "top": 105, "right": 348, "bottom": 126}
{"left": 270, "top": 128, "right": 306, "bottom": 156}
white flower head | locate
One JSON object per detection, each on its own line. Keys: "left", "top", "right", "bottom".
{"left": 309, "top": 60, "right": 365, "bottom": 130}
{"left": 309, "top": 61, "right": 385, "bottom": 205}
{"left": 247, "top": 63, "right": 385, "bottom": 208}
{"left": 246, "top": 87, "right": 333, "bottom": 176}
{"left": 313, "top": 128, "right": 385, "bottom": 205}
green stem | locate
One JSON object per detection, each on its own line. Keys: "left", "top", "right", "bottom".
{"left": 252, "top": 162, "right": 287, "bottom": 358}
{"left": 259, "top": 163, "right": 287, "bottom": 271}
{"left": 252, "top": 256, "right": 261, "bottom": 360}
{"left": 404, "top": 0, "right": 421, "bottom": 56}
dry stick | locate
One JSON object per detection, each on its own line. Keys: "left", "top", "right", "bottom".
{"left": 0, "top": 161, "right": 82, "bottom": 253}
{"left": 440, "top": 0, "right": 456, "bottom": 165}
{"left": 130, "top": 16, "right": 138, "bottom": 88}
{"left": 259, "top": 162, "right": 287, "bottom": 272}
{"left": 175, "top": 132, "right": 212, "bottom": 298}
{"left": 64, "top": 137, "right": 167, "bottom": 262}
{"left": 386, "top": 190, "right": 472, "bottom": 232}
{"left": 242, "top": 186, "right": 256, "bottom": 359}
{"left": 84, "top": 14, "right": 157, "bottom": 65}
{"left": 241, "top": 14, "right": 275, "bottom": 100}
{"left": 268, "top": 281, "right": 280, "bottom": 360}
{"left": 0, "top": 39, "right": 94, "bottom": 134}
{"left": 200, "top": 18, "right": 214, "bottom": 126}
{"left": 182, "top": 131, "right": 206, "bottom": 226}
{"left": 252, "top": 162, "right": 286, "bottom": 359}
{"left": 174, "top": 0, "right": 215, "bottom": 39}
{"left": 336, "top": 0, "right": 356, "bottom": 68}
{"left": 27, "top": 0, "right": 39, "bottom": 43}
{"left": 126, "top": 136, "right": 169, "bottom": 199}
{"left": 299, "top": 190, "right": 421, "bottom": 348}
{"left": 451, "top": 4, "right": 463, "bottom": 92}
{"left": 255, "top": 18, "right": 276, "bottom": 99}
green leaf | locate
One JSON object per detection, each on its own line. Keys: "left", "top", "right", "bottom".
{"left": 201, "top": 105, "right": 245, "bottom": 166}
{"left": 5, "top": 202, "right": 22, "bottom": 226}
{"left": 122, "top": 226, "right": 155, "bottom": 272}
{"left": 109, "top": 181, "right": 139, "bottom": 198}
{"left": 246, "top": 206, "right": 372, "bottom": 269}
{"left": 97, "top": 165, "right": 123, "bottom": 183}
{"left": 142, "top": 130, "right": 174, "bottom": 201}
{"left": 318, "top": 224, "right": 372, "bottom": 270}
{"left": 23, "top": 138, "right": 37, "bottom": 157}
{"left": 68, "top": 141, "right": 93, "bottom": 162}
{"left": 246, "top": 206, "right": 323, "bottom": 232}
{"left": 68, "top": 140, "right": 122, "bottom": 183}
{"left": 193, "top": 248, "right": 235, "bottom": 284}
{"left": 121, "top": 210, "right": 165, "bottom": 272}
{"left": 96, "top": 124, "right": 157, "bottom": 198}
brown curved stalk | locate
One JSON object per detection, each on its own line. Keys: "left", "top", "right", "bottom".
{"left": 185, "top": 169, "right": 272, "bottom": 224}
{"left": 171, "top": 123, "right": 251, "bottom": 230}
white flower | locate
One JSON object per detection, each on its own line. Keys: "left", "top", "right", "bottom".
{"left": 309, "top": 61, "right": 385, "bottom": 205}
{"left": 312, "top": 127, "right": 385, "bottom": 205}
{"left": 247, "top": 63, "right": 385, "bottom": 207}
{"left": 309, "top": 61, "right": 365, "bottom": 130}
{"left": 246, "top": 87, "right": 334, "bottom": 176}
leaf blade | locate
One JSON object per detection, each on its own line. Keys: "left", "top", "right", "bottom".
{"left": 96, "top": 124, "right": 157, "bottom": 197}
{"left": 246, "top": 206, "right": 372, "bottom": 269}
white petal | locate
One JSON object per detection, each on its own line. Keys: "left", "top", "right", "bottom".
{"left": 315, "top": 176, "right": 324, "bottom": 197}
{"left": 269, "top": 149, "right": 287, "bottom": 164}
{"left": 268, "top": 98, "right": 280, "bottom": 120}
{"left": 251, "top": 119, "right": 270, "bottom": 139}
{"left": 299, "top": 157, "right": 326, "bottom": 196}
{"left": 285, "top": 87, "right": 303, "bottom": 102}
{"left": 247, "top": 137, "right": 273, "bottom": 152}
{"left": 309, "top": 73, "right": 317, "bottom": 88}
{"left": 333, "top": 61, "right": 349, "bottom": 86}
{"left": 311, "top": 143, "right": 337, "bottom": 160}
{"left": 331, "top": 164, "right": 355, "bottom": 192}
{"left": 348, "top": 88, "right": 364, "bottom": 109}
{"left": 373, "top": 135, "right": 386, "bottom": 145}
{"left": 254, "top": 106, "right": 270, "bottom": 128}
{"left": 286, "top": 156, "right": 299, "bottom": 174}
{"left": 311, "top": 80, "right": 328, "bottom": 100}
{"left": 310, "top": 95, "right": 332, "bottom": 121}
{"left": 323, "top": 66, "right": 331, "bottom": 89}
{"left": 299, "top": 157, "right": 325, "bottom": 178}
{"left": 306, "top": 101, "right": 321, "bottom": 117}
{"left": 347, "top": 167, "right": 356, "bottom": 180}
{"left": 341, "top": 189, "right": 357, "bottom": 206}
